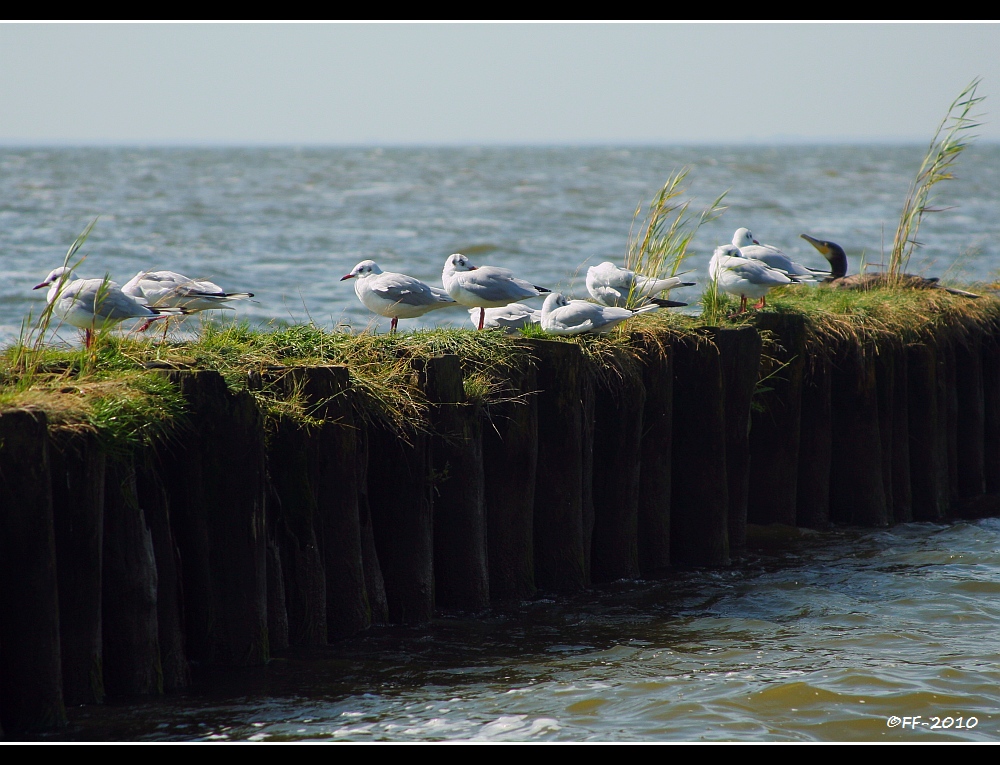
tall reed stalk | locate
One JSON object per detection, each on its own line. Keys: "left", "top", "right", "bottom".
{"left": 889, "top": 79, "right": 984, "bottom": 278}
{"left": 623, "top": 167, "right": 727, "bottom": 308}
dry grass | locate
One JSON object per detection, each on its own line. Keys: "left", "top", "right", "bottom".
{"left": 5, "top": 276, "right": 1000, "bottom": 449}
{"left": 889, "top": 79, "right": 984, "bottom": 278}
{"left": 622, "top": 167, "right": 727, "bottom": 308}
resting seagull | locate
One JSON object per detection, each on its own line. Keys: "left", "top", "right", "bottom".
{"left": 341, "top": 259, "right": 457, "bottom": 332}
{"left": 539, "top": 292, "right": 664, "bottom": 336}
{"left": 33, "top": 266, "right": 186, "bottom": 348}
{"left": 122, "top": 269, "right": 255, "bottom": 333}
{"left": 709, "top": 245, "right": 794, "bottom": 313}
{"left": 732, "top": 227, "right": 826, "bottom": 280}
{"left": 442, "top": 253, "right": 550, "bottom": 330}
{"left": 469, "top": 303, "right": 541, "bottom": 333}
{"left": 585, "top": 261, "right": 695, "bottom": 308}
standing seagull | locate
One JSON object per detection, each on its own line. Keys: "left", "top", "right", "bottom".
{"left": 442, "top": 253, "right": 550, "bottom": 330}
{"left": 732, "top": 227, "right": 826, "bottom": 279}
{"left": 33, "top": 266, "right": 186, "bottom": 348}
{"left": 341, "top": 259, "right": 457, "bottom": 332}
{"left": 122, "top": 269, "right": 255, "bottom": 333}
{"left": 539, "top": 292, "right": 662, "bottom": 336}
{"left": 709, "top": 245, "right": 794, "bottom": 313}
{"left": 586, "top": 261, "right": 695, "bottom": 307}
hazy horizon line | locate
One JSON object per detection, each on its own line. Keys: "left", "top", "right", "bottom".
{"left": 3, "top": 137, "right": 998, "bottom": 149}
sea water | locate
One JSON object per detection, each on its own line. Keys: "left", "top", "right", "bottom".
{"left": 4, "top": 145, "right": 1000, "bottom": 742}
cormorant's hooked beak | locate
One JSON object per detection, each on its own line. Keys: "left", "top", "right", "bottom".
{"left": 800, "top": 233, "right": 849, "bottom": 280}
{"left": 800, "top": 233, "right": 832, "bottom": 256}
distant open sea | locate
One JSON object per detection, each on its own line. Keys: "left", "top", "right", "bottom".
{"left": 2, "top": 144, "right": 999, "bottom": 343}
{"left": 5, "top": 145, "right": 1000, "bottom": 743}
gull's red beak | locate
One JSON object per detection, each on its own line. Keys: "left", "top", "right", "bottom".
{"left": 340, "top": 274, "right": 354, "bottom": 281}
{"left": 33, "top": 282, "right": 48, "bottom": 290}
{"left": 468, "top": 265, "right": 478, "bottom": 270}
{"left": 753, "top": 239, "right": 760, "bottom": 245}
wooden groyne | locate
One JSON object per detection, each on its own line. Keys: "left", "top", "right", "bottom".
{"left": 3, "top": 308, "right": 1000, "bottom": 736}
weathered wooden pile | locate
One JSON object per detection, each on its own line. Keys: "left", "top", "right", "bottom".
{"left": 2, "top": 313, "right": 999, "bottom": 737}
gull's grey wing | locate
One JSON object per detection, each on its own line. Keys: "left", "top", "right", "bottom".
{"left": 372, "top": 273, "right": 456, "bottom": 306}
{"left": 457, "top": 269, "right": 539, "bottom": 302}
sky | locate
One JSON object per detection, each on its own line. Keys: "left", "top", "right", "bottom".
{"left": 1, "top": 22, "right": 999, "bottom": 145}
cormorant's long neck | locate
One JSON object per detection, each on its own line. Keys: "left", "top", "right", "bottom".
{"left": 825, "top": 244, "right": 848, "bottom": 279}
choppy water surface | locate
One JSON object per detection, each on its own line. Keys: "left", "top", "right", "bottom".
{"left": 4, "top": 147, "right": 1000, "bottom": 743}
{"left": 2, "top": 145, "right": 999, "bottom": 343}
{"left": 31, "top": 519, "right": 1000, "bottom": 743}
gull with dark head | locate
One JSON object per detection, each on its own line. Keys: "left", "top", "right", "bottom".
{"left": 585, "top": 261, "right": 695, "bottom": 308}
{"left": 33, "top": 266, "right": 186, "bottom": 348}
{"left": 442, "top": 253, "right": 550, "bottom": 330}
{"left": 341, "top": 259, "right": 457, "bottom": 332}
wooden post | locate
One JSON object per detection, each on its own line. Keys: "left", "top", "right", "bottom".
{"left": 266, "top": 369, "right": 328, "bottom": 647}
{"left": 49, "top": 430, "right": 106, "bottom": 706}
{"left": 590, "top": 354, "right": 645, "bottom": 583}
{"left": 938, "top": 335, "right": 959, "bottom": 510}
{"left": 525, "top": 339, "right": 587, "bottom": 592}
{"left": 875, "top": 338, "right": 896, "bottom": 518}
{"left": 482, "top": 360, "right": 538, "bottom": 601}
{"left": 581, "top": 369, "right": 596, "bottom": 584}
{"left": 671, "top": 334, "right": 729, "bottom": 566}
{"left": 796, "top": 350, "right": 832, "bottom": 529}
{"left": 302, "top": 367, "right": 371, "bottom": 640}
{"left": 0, "top": 410, "right": 67, "bottom": 733}
{"left": 102, "top": 456, "right": 163, "bottom": 697}
{"left": 710, "top": 326, "right": 763, "bottom": 557}
{"left": 954, "top": 331, "right": 986, "bottom": 501}
{"left": 265, "top": 537, "right": 289, "bottom": 651}
{"left": 829, "top": 345, "right": 889, "bottom": 527}
{"left": 890, "top": 341, "right": 913, "bottom": 523}
{"left": 907, "top": 342, "right": 945, "bottom": 521}
{"left": 355, "top": 425, "right": 389, "bottom": 625}
{"left": 983, "top": 331, "right": 1000, "bottom": 494}
{"left": 161, "top": 370, "right": 268, "bottom": 666}
{"left": 747, "top": 313, "right": 806, "bottom": 526}
{"left": 633, "top": 333, "right": 673, "bottom": 575}
{"left": 366, "top": 362, "right": 435, "bottom": 625}
{"left": 135, "top": 455, "right": 190, "bottom": 691}
{"left": 423, "top": 355, "right": 490, "bottom": 612}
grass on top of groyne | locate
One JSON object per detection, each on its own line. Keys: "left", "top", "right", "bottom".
{"left": 2, "top": 281, "right": 999, "bottom": 453}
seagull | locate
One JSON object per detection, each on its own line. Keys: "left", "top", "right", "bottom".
{"left": 732, "top": 227, "right": 827, "bottom": 279}
{"left": 800, "top": 234, "right": 982, "bottom": 298}
{"left": 33, "top": 266, "right": 186, "bottom": 348}
{"left": 539, "top": 292, "right": 663, "bottom": 336}
{"left": 341, "top": 259, "right": 457, "bottom": 332}
{"left": 121, "top": 270, "right": 255, "bottom": 333}
{"left": 709, "top": 244, "right": 794, "bottom": 313}
{"left": 442, "top": 253, "right": 550, "bottom": 330}
{"left": 469, "top": 303, "right": 541, "bottom": 333}
{"left": 585, "top": 261, "right": 695, "bottom": 308}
